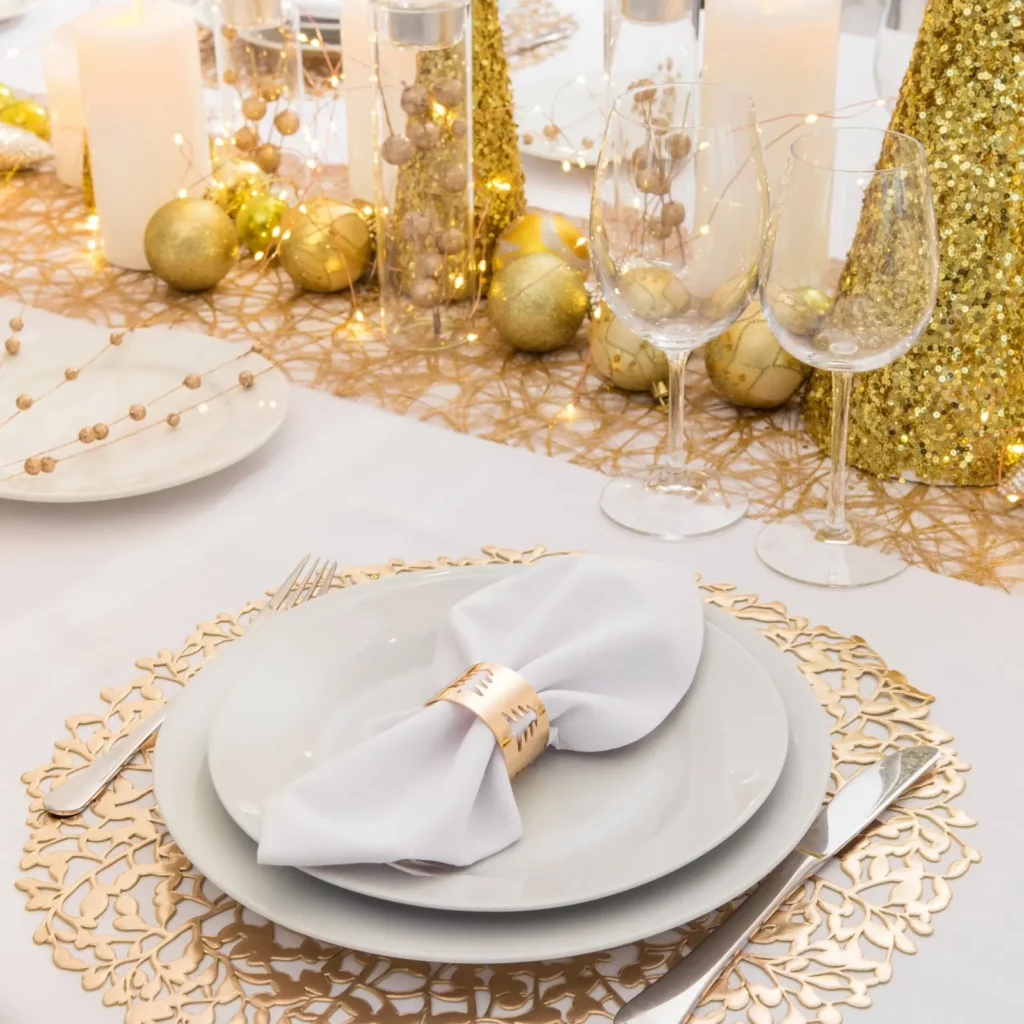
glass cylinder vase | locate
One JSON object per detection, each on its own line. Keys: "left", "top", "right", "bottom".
{"left": 212, "top": 0, "right": 307, "bottom": 172}
{"left": 603, "top": 0, "right": 699, "bottom": 95}
{"left": 372, "top": 0, "right": 476, "bottom": 350}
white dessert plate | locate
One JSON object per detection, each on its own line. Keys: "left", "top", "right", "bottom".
{"left": 154, "top": 589, "right": 832, "bottom": 963}
{"left": 0, "top": 0, "right": 37, "bottom": 24}
{"left": 515, "top": 74, "right": 612, "bottom": 169}
{"left": 0, "top": 304, "right": 289, "bottom": 503}
{"left": 206, "top": 565, "right": 790, "bottom": 913}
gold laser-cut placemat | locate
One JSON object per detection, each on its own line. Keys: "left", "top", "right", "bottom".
{"left": 18, "top": 547, "right": 978, "bottom": 1024}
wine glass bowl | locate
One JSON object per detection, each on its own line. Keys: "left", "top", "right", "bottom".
{"left": 590, "top": 82, "right": 768, "bottom": 538}
{"left": 757, "top": 127, "right": 939, "bottom": 586}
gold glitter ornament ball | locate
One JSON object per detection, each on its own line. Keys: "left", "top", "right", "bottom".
{"left": 620, "top": 266, "right": 691, "bottom": 321}
{"left": 144, "top": 199, "right": 238, "bottom": 292}
{"left": 206, "top": 157, "right": 267, "bottom": 217}
{"left": 705, "top": 300, "right": 810, "bottom": 409}
{"left": 589, "top": 301, "right": 668, "bottom": 391}
{"left": 493, "top": 213, "right": 590, "bottom": 276}
{"left": 278, "top": 197, "right": 372, "bottom": 293}
{"left": 805, "top": 0, "right": 1024, "bottom": 485}
{"left": 488, "top": 252, "right": 589, "bottom": 353}
{"left": 236, "top": 194, "right": 287, "bottom": 254}
{"left": 0, "top": 99, "right": 50, "bottom": 141}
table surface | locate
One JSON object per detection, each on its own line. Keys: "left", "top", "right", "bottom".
{"left": 1, "top": 3, "right": 1022, "bottom": 1024}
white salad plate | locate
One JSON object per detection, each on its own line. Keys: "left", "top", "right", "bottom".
{"left": 0, "top": 304, "right": 289, "bottom": 503}
{"left": 206, "top": 565, "right": 790, "bottom": 913}
{"left": 154, "top": 568, "right": 832, "bottom": 963}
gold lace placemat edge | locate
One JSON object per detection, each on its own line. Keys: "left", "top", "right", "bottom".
{"left": 17, "top": 546, "right": 979, "bottom": 1024}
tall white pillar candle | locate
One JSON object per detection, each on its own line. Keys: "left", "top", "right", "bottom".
{"left": 43, "top": 25, "right": 85, "bottom": 189}
{"left": 340, "top": 0, "right": 376, "bottom": 199}
{"left": 703, "top": 0, "right": 841, "bottom": 187}
{"left": 74, "top": 3, "right": 212, "bottom": 271}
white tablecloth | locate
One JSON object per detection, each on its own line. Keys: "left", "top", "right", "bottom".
{"left": 0, "top": 387, "right": 1021, "bottom": 1024}
{"left": 1, "top": 4, "right": 1020, "bottom": 1022}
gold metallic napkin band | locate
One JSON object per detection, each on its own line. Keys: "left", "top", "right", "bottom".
{"left": 426, "top": 661, "right": 550, "bottom": 778}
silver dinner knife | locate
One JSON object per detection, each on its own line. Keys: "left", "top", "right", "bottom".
{"left": 615, "top": 744, "right": 942, "bottom": 1024}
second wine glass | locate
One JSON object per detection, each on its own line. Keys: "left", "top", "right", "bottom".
{"left": 590, "top": 83, "right": 768, "bottom": 539}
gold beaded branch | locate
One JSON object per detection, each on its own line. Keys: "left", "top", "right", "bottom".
{"left": 0, "top": 320, "right": 267, "bottom": 481}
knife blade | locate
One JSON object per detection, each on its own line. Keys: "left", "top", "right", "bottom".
{"left": 615, "top": 744, "right": 942, "bottom": 1024}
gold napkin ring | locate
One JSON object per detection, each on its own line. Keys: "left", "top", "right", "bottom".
{"left": 425, "top": 662, "right": 550, "bottom": 778}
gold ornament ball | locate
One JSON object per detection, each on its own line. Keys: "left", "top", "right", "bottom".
{"left": 274, "top": 109, "right": 300, "bottom": 136}
{"left": 704, "top": 300, "right": 811, "bottom": 409}
{"left": 236, "top": 194, "right": 287, "bottom": 253}
{"left": 206, "top": 156, "right": 266, "bottom": 216}
{"left": 620, "top": 266, "right": 691, "bottom": 321}
{"left": 697, "top": 269, "right": 758, "bottom": 323}
{"left": 0, "top": 83, "right": 13, "bottom": 109}
{"left": 488, "top": 252, "right": 589, "bottom": 353}
{"left": 767, "top": 285, "right": 833, "bottom": 337}
{"left": 0, "top": 99, "right": 50, "bottom": 141}
{"left": 493, "top": 212, "right": 589, "bottom": 276}
{"left": 144, "top": 198, "right": 239, "bottom": 292}
{"left": 253, "top": 142, "right": 281, "bottom": 174}
{"left": 241, "top": 95, "right": 268, "bottom": 122}
{"left": 278, "top": 197, "right": 372, "bottom": 293}
{"left": 589, "top": 301, "right": 668, "bottom": 392}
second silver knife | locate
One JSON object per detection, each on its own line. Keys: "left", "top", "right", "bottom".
{"left": 615, "top": 744, "right": 942, "bottom": 1024}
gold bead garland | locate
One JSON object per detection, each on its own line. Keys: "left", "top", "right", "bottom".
{"left": 0, "top": 319, "right": 269, "bottom": 482}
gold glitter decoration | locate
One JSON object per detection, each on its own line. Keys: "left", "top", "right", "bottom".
{"left": 17, "top": 547, "right": 976, "bottom": 1024}
{"left": 488, "top": 251, "right": 588, "bottom": 352}
{"left": 3, "top": 174, "right": 1024, "bottom": 590}
{"left": 804, "top": 0, "right": 1024, "bottom": 486}
{"left": 143, "top": 199, "right": 239, "bottom": 293}
{"left": 471, "top": 0, "right": 527, "bottom": 276}
{"left": 705, "top": 300, "right": 811, "bottom": 410}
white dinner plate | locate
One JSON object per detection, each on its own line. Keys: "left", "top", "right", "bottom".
{"left": 0, "top": 308, "right": 289, "bottom": 503}
{"left": 206, "top": 566, "right": 789, "bottom": 913}
{"left": 154, "top": 585, "right": 832, "bottom": 963}
{"left": 515, "top": 75, "right": 612, "bottom": 169}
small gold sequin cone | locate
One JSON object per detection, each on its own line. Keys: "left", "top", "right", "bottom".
{"left": 804, "top": 0, "right": 1024, "bottom": 486}
{"left": 469, "top": 0, "right": 527, "bottom": 285}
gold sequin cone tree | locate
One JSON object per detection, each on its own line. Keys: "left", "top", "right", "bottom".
{"left": 468, "top": 0, "right": 526, "bottom": 281}
{"left": 803, "top": 0, "right": 1024, "bottom": 486}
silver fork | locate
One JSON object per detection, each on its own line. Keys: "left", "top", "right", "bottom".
{"left": 42, "top": 554, "right": 337, "bottom": 819}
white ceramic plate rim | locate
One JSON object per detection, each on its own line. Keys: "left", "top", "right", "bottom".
{"left": 0, "top": 330, "right": 290, "bottom": 504}
{"left": 154, "top": 591, "right": 833, "bottom": 963}
{"left": 206, "top": 565, "right": 790, "bottom": 913}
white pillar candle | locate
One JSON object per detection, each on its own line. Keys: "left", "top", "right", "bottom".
{"left": 74, "top": 2, "right": 212, "bottom": 271}
{"left": 340, "top": 0, "right": 375, "bottom": 199}
{"left": 43, "top": 25, "right": 85, "bottom": 189}
{"left": 703, "top": 0, "right": 842, "bottom": 187}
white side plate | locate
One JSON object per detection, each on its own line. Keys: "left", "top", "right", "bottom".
{"left": 0, "top": 305, "right": 289, "bottom": 503}
{"left": 206, "top": 566, "right": 790, "bottom": 913}
{"left": 154, "top": 592, "right": 832, "bottom": 963}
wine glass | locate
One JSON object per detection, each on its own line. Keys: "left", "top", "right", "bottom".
{"left": 590, "top": 83, "right": 768, "bottom": 538}
{"left": 758, "top": 127, "right": 939, "bottom": 587}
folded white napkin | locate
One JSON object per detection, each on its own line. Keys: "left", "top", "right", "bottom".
{"left": 257, "top": 555, "right": 704, "bottom": 868}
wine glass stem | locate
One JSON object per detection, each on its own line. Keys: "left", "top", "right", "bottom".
{"left": 822, "top": 370, "right": 854, "bottom": 544}
{"left": 666, "top": 351, "right": 689, "bottom": 479}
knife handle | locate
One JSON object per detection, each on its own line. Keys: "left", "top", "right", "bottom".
{"left": 42, "top": 707, "right": 168, "bottom": 818}
{"left": 615, "top": 848, "right": 818, "bottom": 1024}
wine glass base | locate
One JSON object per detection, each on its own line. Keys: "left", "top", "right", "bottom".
{"left": 600, "top": 473, "right": 749, "bottom": 540}
{"left": 756, "top": 515, "right": 907, "bottom": 588}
